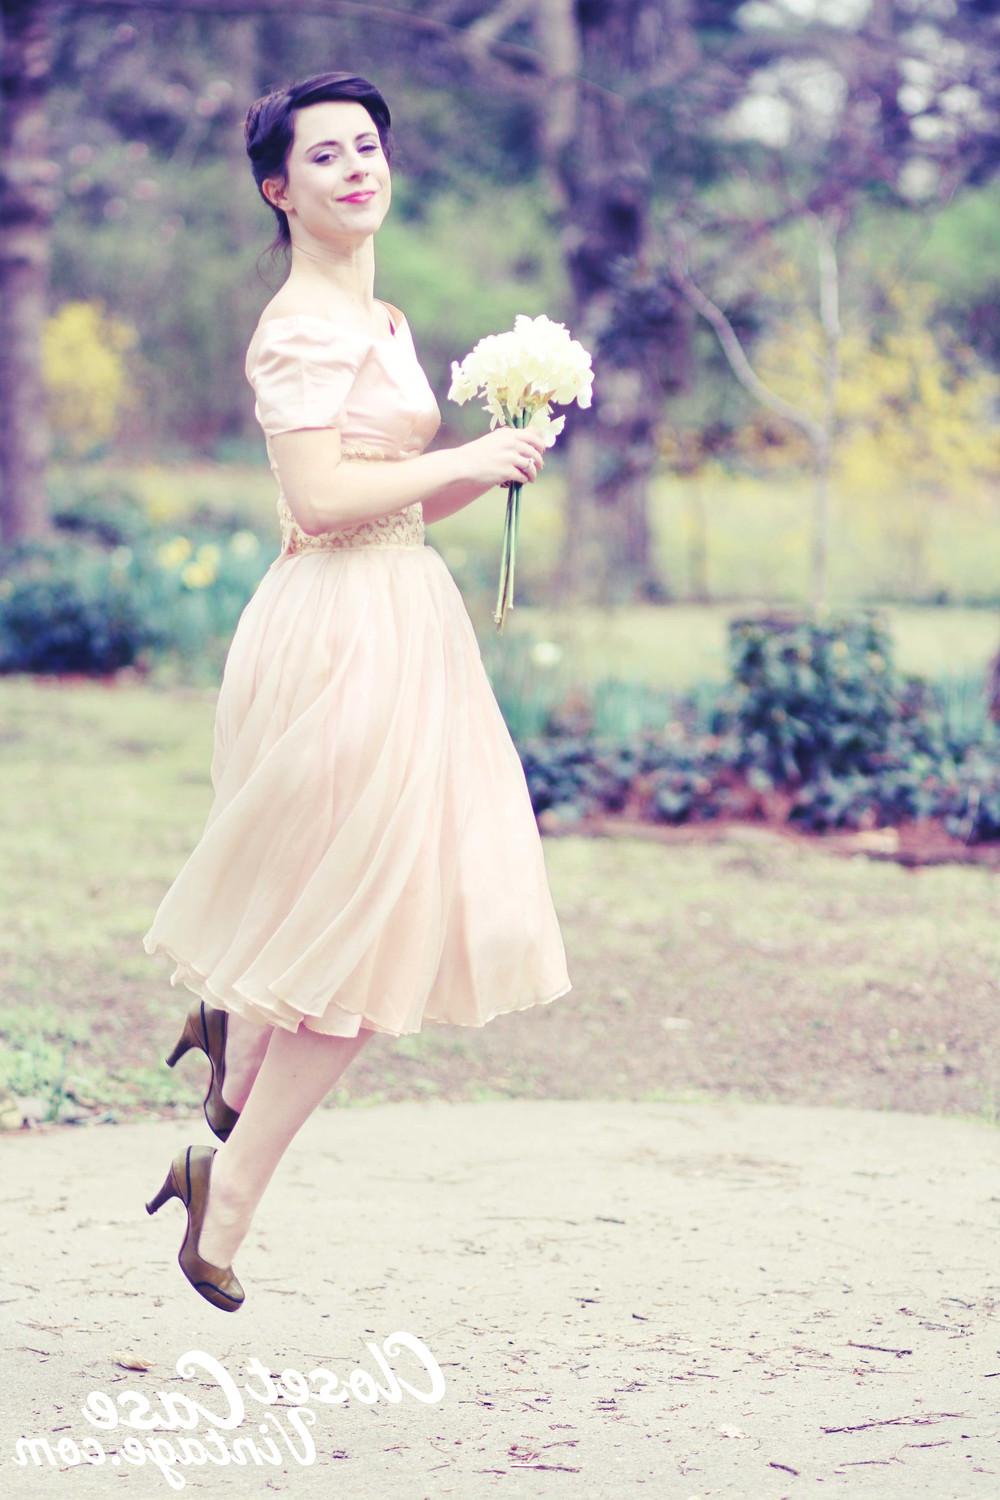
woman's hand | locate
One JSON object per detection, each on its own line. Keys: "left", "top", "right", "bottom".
{"left": 462, "top": 425, "right": 547, "bottom": 490}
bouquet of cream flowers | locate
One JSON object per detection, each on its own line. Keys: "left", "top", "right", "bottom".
{"left": 448, "top": 313, "right": 593, "bottom": 632}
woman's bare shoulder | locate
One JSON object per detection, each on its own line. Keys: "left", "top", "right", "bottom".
{"left": 253, "top": 296, "right": 341, "bottom": 331}
{"left": 257, "top": 289, "right": 389, "bottom": 331}
{"left": 252, "top": 290, "right": 396, "bottom": 340}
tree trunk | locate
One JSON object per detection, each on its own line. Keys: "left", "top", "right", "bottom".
{"left": 810, "top": 210, "right": 842, "bottom": 615}
{"left": 0, "top": 0, "right": 57, "bottom": 545}
{"left": 554, "top": 363, "right": 671, "bottom": 605}
{"left": 811, "top": 440, "right": 831, "bottom": 616}
{"left": 534, "top": 0, "right": 695, "bottom": 605}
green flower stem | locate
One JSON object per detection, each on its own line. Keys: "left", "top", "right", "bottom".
{"left": 511, "top": 480, "right": 521, "bottom": 608}
{"left": 494, "top": 407, "right": 528, "bottom": 633}
{"left": 493, "top": 491, "right": 507, "bottom": 629}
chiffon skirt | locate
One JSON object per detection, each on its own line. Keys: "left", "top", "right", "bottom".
{"left": 141, "top": 540, "right": 573, "bottom": 1036}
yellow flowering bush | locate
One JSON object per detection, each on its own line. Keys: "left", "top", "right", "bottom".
{"left": 42, "top": 300, "right": 139, "bottom": 458}
{"left": 737, "top": 278, "right": 999, "bottom": 499}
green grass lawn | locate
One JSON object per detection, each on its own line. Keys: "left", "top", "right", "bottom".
{"left": 67, "top": 455, "right": 1000, "bottom": 612}
{"left": 7, "top": 458, "right": 994, "bottom": 1128}
{"left": 54, "top": 459, "right": 1000, "bottom": 697}
{"left": 1, "top": 674, "right": 998, "bottom": 1131}
{"left": 489, "top": 599, "right": 1000, "bottom": 693}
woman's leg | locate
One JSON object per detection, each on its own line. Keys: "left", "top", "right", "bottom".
{"left": 196, "top": 1023, "right": 377, "bottom": 1267}
{"left": 219, "top": 1012, "right": 273, "bottom": 1112}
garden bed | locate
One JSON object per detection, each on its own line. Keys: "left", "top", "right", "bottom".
{"left": 541, "top": 804, "right": 1000, "bottom": 870}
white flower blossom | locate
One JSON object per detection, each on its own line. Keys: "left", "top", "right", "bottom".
{"left": 447, "top": 313, "right": 593, "bottom": 430}
{"left": 446, "top": 313, "right": 594, "bottom": 632}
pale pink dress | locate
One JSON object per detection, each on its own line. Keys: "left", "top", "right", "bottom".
{"left": 141, "top": 302, "right": 573, "bottom": 1037}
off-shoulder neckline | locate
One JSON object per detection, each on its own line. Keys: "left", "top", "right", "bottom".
{"left": 249, "top": 299, "right": 406, "bottom": 349}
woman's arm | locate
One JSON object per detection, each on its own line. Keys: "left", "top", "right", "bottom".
{"left": 269, "top": 424, "right": 546, "bottom": 535}
{"left": 420, "top": 471, "right": 491, "bottom": 526}
{"left": 269, "top": 431, "right": 480, "bottom": 533}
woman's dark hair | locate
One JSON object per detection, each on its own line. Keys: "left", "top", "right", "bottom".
{"left": 244, "top": 72, "right": 393, "bottom": 268}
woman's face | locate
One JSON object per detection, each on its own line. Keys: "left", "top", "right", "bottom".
{"left": 265, "top": 99, "right": 391, "bottom": 242}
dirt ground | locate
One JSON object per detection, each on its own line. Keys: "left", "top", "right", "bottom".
{"left": 2, "top": 679, "right": 999, "bottom": 1497}
{"left": 3, "top": 1096, "right": 1000, "bottom": 1498}
{"left": 5, "top": 820, "right": 997, "bottom": 1137}
{"left": 551, "top": 805, "right": 1000, "bottom": 871}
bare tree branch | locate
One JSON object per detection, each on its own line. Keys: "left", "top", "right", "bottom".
{"left": 666, "top": 225, "right": 825, "bottom": 449}
{"left": 464, "top": 0, "right": 534, "bottom": 50}
{"left": 66, "top": 0, "right": 627, "bottom": 110}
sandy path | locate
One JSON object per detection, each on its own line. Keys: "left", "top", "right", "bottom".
{"left": 2, "top": 1097, "right": 999, "bottom": 1497}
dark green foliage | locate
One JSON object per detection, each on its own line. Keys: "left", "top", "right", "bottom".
{"left": 721, "top": 610, "right": 902, "bottom": 784}
{"left": 47, "top": 477, "right": 154, "bottom": 548}
{"left": 516, "top": 610, "right": 1000, "bottom": 843}
{"left": 0, "top": 523, "right": 270, "bottom": 679}
{"left": 0, "top": 542, "right": 164, "bottom": 674}
{"left": 520, "top": 737, "right": 637, "bottom": 821}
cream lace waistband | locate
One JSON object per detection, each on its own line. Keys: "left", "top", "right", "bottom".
{"left": 277, "top": 446, "right": 424, "bottom": 555}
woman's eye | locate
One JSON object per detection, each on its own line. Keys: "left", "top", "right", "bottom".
{"left": 316, "top": 146, "right": 378, "bottom": 163}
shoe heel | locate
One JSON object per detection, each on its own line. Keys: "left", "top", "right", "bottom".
{"left": 145, "top": 1169, "right": 180, "bottom": 1215}
{"left": 165, "top": 1012, "right": 200, "bottom": 1069}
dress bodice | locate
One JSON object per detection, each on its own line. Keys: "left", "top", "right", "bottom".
{"left": 245, "top": 305, "right": 442, "bottom": 555}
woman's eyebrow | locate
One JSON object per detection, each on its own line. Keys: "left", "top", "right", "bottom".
{"left": 307, "top": 132, "right": 378, "bottom": 150}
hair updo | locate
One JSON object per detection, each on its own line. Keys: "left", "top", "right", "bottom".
{"left": 244, "top": 71, "right": 393, "bottom": 267}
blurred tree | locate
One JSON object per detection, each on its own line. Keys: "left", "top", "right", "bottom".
{"left": 664, "top": 0, "right": 1000, "bottom": 612}
{"left": 529, "top": 0, "right": 698, "bottom": 605}
{"left": 6, "top": 0, "right": 727, "bottom": 557}
{"left": 2, "top": 0, "right": 998, "bottom": 606}
{"left": 0, "top": 0, "right": 58, "bottom": 544}
{"left": 670, "top": 207, "right": 841, "bottom": 611}
{"left": 903, "top": 189, "right": 1000, "bottom": 369}
{"left": 730, "top": 263, "right": 999, "bottom": 602}
{"left": 744, "top": 277, "right": 1000, "bottom": 496}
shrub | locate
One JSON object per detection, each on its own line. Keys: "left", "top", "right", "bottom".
{"left": 514, "top": 609, "right": 1000, "bottom": 843}
{"left": 721, "top": 608, "right": 903, "bottom": 783}
{"left": 0, "top": 540, "right": 163, "bottom": 674}
{"left": 50, "top": 482, "right": 153, "bottom": 547}
{"left": 0, "top": 522, "right": 270, "bottom": 679}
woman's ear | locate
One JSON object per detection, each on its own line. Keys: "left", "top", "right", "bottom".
{"left": 263, "top": 176, "right": 290, "bottom": 212}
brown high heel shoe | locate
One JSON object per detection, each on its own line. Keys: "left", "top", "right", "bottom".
{"left": 165, "top": 999, "right": 240, "bottom": 1142}
{"left": 145, "top": 1144, "right": 246, "bottom": 1311}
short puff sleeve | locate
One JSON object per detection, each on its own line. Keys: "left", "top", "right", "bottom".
{"left": 246, "top": 318, "right": 367, "bottom": 439}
